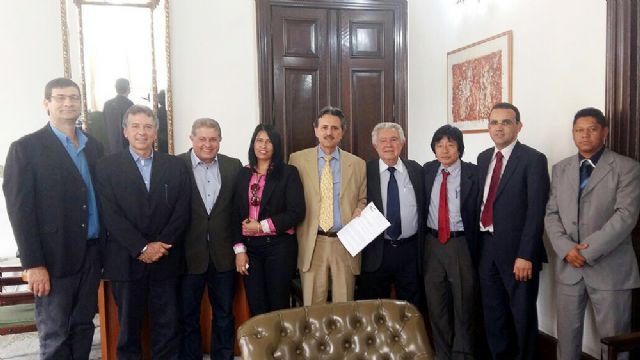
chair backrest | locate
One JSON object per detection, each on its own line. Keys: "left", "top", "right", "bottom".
{"left": 237, "top": 299, "right": 433, "bottom": 360}
{"left": 0, "top": 262, "right": 37, "bottom": 335}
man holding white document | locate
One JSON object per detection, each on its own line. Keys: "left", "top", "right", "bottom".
{"left": 357, "top": 122, "right": 424, "bottom": 305}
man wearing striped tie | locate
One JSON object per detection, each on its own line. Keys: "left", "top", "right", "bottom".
{"left": 545, "top": 108, "right": 640, "bottom": 360}
{"left": 289, "top": 106, "right": 366, "bottom": 305}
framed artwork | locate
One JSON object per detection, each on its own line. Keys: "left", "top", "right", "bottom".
{"left": 447, "top": 30, "right": 512, "bottom": 133}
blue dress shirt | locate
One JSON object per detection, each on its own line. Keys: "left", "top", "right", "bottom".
{"left": 129, "top": 147, "right": 153, "bottom": 191}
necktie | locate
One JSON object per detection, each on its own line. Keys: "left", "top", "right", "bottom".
{"left": 386, "top": 167, "right": 402, "bottom": 240}
{"left": 319, "top": 155, "right": 334, "bottom": 232}
{"left": 579, "top": 159, "right": 594, "bottom": 192}
{"left": 438, "top": 169, "right": 450, "bottom": 244}
{"left": 480, "top": 151, "right": 503, "bottom": 228}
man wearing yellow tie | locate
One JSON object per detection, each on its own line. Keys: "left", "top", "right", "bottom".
{"left": 289, "top": 106, "right": 367, "bottom": 305}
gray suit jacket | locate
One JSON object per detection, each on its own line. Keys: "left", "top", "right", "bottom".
{"left": 178, "top": 150, "right": 242, "bottom": 274}
{"left": 545, "top": 148, "right": 640, "bottom": 290}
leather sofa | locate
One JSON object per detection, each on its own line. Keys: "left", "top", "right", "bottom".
{"left": 238, "top": 299, "right": 433, "bottom": 359}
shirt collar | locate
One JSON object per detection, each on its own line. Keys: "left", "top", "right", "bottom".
{"left": 317, "top": 146, "right": 340, "bottom": 161}
{"left": 129, "top": 147, "right": 153, "bottom": 162}
{"left": 494, "top": 140, "right": 517, "bottom": 160}
{"left": 438, "top": 158, "right": 461, "bottom": 176}
{"left": 49, "top": 123, "right": 87, "bottom": 150}
{"left": 190, "top": 149, "right": 217, "bottom": 168}
{"left": 379, "top": 158, "right": 405, "bottom": 174}
{"left": 578, "top": 146, "right": 605, "bottom": 166}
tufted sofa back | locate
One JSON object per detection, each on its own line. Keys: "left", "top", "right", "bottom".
{"left": 237, "top": 299, "right": 433, "bottom": 360}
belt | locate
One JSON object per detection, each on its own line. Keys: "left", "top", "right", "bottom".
{"left": 317, "top": 230, "right": 338, "bottom": 238}
{"left": 387, "top": 234, "right": 417, "bottom": 247}
{"left": 427, "top": 227, "right": 465, "bottom": 240}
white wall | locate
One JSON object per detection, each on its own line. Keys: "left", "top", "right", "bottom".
{"left": 407, "top": 0, "right": 606, "bottom": 356}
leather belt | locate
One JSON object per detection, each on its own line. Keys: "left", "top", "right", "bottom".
{"left": 317, "top": 230, "right": 338, "bottom": 238}
{"left": 427, "top": 227, "right": 465, "bottom": 240}
{"left": 388, "top": 234, "right": 417, "bottom": 247}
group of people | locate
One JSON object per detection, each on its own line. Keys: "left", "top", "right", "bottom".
{"left": 3, "top": 77, "right": 639, "bottom": 360}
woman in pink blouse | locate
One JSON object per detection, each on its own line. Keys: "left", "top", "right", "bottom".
{"left": 232, "top": 124, "right": 305, "bottom": 316}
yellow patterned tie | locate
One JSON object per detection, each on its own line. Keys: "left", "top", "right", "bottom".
{"left": 319, "top": 154, "right": 334, "bottom": 232}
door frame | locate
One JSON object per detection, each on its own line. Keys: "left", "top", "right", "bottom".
{"left": 255, "top": 0, "right": 408, "bottom": 156}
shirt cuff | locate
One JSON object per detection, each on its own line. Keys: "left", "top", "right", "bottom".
{"left": 233, "top": 243, "right": 246, "bottom": 254}
{"left": 261, "top": 219, "right": 274, "bottom": 233}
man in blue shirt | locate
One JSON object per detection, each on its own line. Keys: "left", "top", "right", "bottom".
{"left": 3, "top": 78, "right": 104, "bottom": 359}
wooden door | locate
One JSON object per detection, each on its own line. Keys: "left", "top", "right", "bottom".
{"left": 257, "top": 0, "right": 407, "bottom": 160}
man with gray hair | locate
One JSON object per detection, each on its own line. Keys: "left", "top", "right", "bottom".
{"left": 103, "top": 78, "right": 133, "bottom": 154}
{"left": 177, "top": 118, "right": 242, "bottom": 360}
{"left": 357, "top": 122, "right": 424, "bottom": 305}
{"left": 95, "top": 104, "right": 190, "bottom": 359}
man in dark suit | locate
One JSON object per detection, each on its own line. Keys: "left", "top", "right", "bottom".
{"left": 477, "top": 102, "right": 550, "bottom": 360}
{"left": 103, "top": 78, "right": 133, "bottom": 154}
{"left": 95, "top": 104, "right": 190, "bottom": 360}
{"left": 177, "top": 118, "right": 242, "bottom": 360}
{"left": 423, "top": 125, "right": 479, "bottom": 360}
{"left": 3, "top": 78, "right": 104, "bottom": 359}
{"left": 358, "top": 122, "right": 424, "bottom": 305}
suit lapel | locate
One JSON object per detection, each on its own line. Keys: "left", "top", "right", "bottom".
{"left": 581, "top": 150, "right": 613, "bottom": 197}
{"left": 41, "top": 126, "right": 85, "bottom": 184}
{"left": 460, "top": 162, "right": 472, "bottom": 205}
{"left": 184, "top": 150, "right": 209, "bottom": 215}
{"left": 260, "top": 171, "right": 276, "bottom": 210}
{"left": 424, "top": 162, "right": 439, "bottom": 206}
{"left": 495, "top": 142, "right": 521, "bottom": 199}
{"left": 339, "top": 150, "right": 353, "bottom": 201}
{"left": 369, "top": 160, "right": 383, "bottom": 210}
{"left": 121, "top": 150, "right": 149, "bottom": 194}
{"left": 565, "top": 156, "right": 580, "bottom": 196}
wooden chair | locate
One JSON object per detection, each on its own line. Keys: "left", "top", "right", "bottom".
{"left": 601, "top": 332, "right": 640, "bottom": 360}
{"left": 0, "top": 261, "right": 36, "bottom": 335}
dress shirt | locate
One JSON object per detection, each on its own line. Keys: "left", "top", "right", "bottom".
{"left": 50, "top": 123, "right": 99, "bottom": 240}
{"left": 379, "top": 159, "right": 418, "bottom": 239}
{"left": 480, "top": 140, "right": 517, "bottom": 232}
{"left": 190, "top": 151, "right": 220, "bottom": 214}
{"left": 427, "top": 159, "right": 463, "bottom": 232}
{"left": 129, "top": 147, "right": 153, "bottom": 191}
{"left": 317, "top": 147, "right": 342, "bottom": 231}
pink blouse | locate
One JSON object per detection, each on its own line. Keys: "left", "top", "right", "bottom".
{"left": 242, "top": 171, "right": 295, "bottom": 237}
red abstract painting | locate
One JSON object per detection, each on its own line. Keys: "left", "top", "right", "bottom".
{"left": 451, "top": 50, "right": 503, "bottom": 122}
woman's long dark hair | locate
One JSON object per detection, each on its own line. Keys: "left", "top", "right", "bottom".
{"left": 247, "top": 124, "right": 284, "bottom": 178}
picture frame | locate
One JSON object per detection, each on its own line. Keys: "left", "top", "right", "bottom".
{"left": 447, "top": 30, "right": 513, "bottom": 133}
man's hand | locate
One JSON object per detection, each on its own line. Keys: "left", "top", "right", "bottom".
{"left": 513, "top": 258, "right": 533, "bottom": 281}
{"left": 242, "top": 218, "right": 261, "bottom": 235}
{"left": 26, "top": 266, "right": 50, "bottom": 297}
{"left": 137, "top": 242, "right": 172, "bottom": 263}
{"left": 235, "top": 253, "right": 249, "bottom": 275}
{"left": 564, "top": 243, "right": 589, "bottom": 268}
{"left": 352, "top": 208, "right": 362, "bottom": 218}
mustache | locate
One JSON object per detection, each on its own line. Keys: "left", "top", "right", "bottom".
{"left": 323, "top": 135, "right": 335, "bottom": 140}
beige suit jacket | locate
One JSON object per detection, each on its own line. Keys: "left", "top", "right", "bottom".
{"left": 289, "top": 147, "right": 367, "bottom": 274}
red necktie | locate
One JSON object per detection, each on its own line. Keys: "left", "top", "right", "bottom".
{"left": 480, "top": 151, "right": 504, "bottom": 228}
{"left": 438, "top": 169, "right": 450, "bottom": 244}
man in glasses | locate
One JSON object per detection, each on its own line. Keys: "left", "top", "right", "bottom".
{"left": 177, "top": 118, "right": 242, "bottom": 360}
{"left": 477, "top": 102, "right": 550, "bottom": 360}
{"left": 289, "top": 106, "right": 366, "bottom": 305}
{"left": 545, "top": 108, "right": 640, "bottom": 360}
{"left": 3, "top": 77, "right": 104, "bottom": 359}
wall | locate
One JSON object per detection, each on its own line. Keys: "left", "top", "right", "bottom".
{"left": 407, "top": 0, "right": 606, "bottom": 356}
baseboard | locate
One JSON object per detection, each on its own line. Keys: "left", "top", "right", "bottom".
{"left": 538, "top": 331, "right": 598, "bottom": 360}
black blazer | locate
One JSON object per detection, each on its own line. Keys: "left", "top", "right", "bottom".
{"left": 179, "top": 151, "right": 242, "bottom": 274}
{"left": 423, "top": 159, "right": 480, "bottom": 267}
{"left": 361, "top": 158, "right": 425, "bottom": 273}
{"left": 231, "top": 164, "right": 305, "bottom": 244}
{"left": 3, "top": 125, "right": 104, "bottom": 277}
{"left": 477, "top": 141, "right": 550, "bottom": 270}
{"left": 95, "top": 150, "right": 190, "bottom": 281}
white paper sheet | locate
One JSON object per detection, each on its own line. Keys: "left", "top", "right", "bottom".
{"left": 337, "top": 202, "right": 391, "bottom": 257}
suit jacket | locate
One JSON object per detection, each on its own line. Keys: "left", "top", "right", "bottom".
{"left": 178, "top": 150, "right": 242, "bottom": 274}
{"left": 477, "top": 141, "right": 550, "bottom": 270}
{"left": 423, "top": 159, "right": 480, "bottom": 267}
{"left": 289, "top": 147, "right": 367, "bottom": 274}
{"left": 361, "top": 158, "right": 424, "bottom": 273}
{"left": 103, "top": 95, "right": 133, "bottom": 154}
{"left": 3, "top": 125, "right": 104, "bottom": 277}
{"left": 95, "top": 150, "right": 190, "bottom": 281}
{"left": 545, "top": 149, "right": 640, "bottom": 290}
{"left": 231, "top": 164, "right": 306, "bottom": 243}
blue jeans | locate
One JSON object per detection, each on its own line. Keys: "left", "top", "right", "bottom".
{"left": 178, "top": 264, "right": 235, "bottom": 360}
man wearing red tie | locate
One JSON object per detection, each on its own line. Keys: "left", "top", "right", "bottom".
{"left": 477, "top": 103, "right": 550, "bottom": 360}
{"left": 423, "top": 125, "right": 479, "bottom": 359}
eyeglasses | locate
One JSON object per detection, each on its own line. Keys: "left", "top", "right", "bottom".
{"left": 488, "top": 119, "right": 516, "bottom": 127}
{"left": 50, "top": 95, "right": 81, "bottom": 103}
{"left": 250, "top": 177, "right": 262, "bottom": 206}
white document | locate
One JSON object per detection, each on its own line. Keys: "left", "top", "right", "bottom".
{"left": 337, "top": 202, "right": 391, "bottom": 257}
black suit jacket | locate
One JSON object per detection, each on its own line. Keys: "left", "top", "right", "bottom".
{"left": 179, "top": 150, "right": 242, "bottom": 274}
{"left": 3, "top": 125, "right": 104, "bottom": 277}
{"left": 103, "top": 95, "right": 133, "bottom": 154}
{"left": 477, "top": 141, "right": 550, "bottom": 270}
{"left": 95, "top": 150, "right": 190, "bottom": 281}
{"left": 423, "top": 159, "right": 480, "bottom": 266}
{"left": 361, "top": 158, "right": 425, "bottom": 273}
{"left": 232, "top": 165, "right": 305, "bottom": 244}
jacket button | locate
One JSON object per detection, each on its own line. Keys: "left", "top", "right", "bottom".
{"left": 81, "top": 224, "right": 86, "bottom": 228}
{"left": 83, "top": 205, "right": 87, "bottom": 210}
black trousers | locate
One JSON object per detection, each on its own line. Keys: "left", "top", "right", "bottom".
{"left": 35, "top": 242, "right": 101, "bottom": 360}
{"left": 243, "top": 234, "right": 298, "bottom": 316}
{"left": 112, "top": 275, "right": 179, "bottom": 360}
{"left": 357, "top": 235, "right": 421, "bottom": 306}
